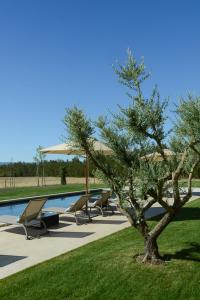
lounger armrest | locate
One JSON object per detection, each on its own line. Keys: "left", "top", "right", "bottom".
{"left": 24, "top": 219, "right": 41, "bottom": 226}
{"left": 65, "top": 206, "right": 71, "bottom": 212}
{"left": 88, "top": 201, "right": 97, "bottom": 208}
{"left": 108, "top": 197, "right": 117, "bottom": 203}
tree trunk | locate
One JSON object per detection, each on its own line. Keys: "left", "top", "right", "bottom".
{"left": 144, "top": 236, "right": 161, "bottom": 262}
{"left": 137, "top": 210, "right": 179, "bottom": 264}
{"left": 136, "top": 235, "right": 162, "bottom": 264}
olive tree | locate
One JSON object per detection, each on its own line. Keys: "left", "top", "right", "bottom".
{"left": 64, "top": 51, "right": 200, "bottom": 264}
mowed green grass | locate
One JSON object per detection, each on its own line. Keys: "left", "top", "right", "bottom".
{"left": 0, "top": 183, "right": 106, "bottom": 201}
{"left": 0, "top": 179, "right": 199, "bottom": 202}
{"left": 180, "top": 179, "right": 200, "bottom": 187}
{"left": 0, "top": 200, "right": 200, "bottom": 300}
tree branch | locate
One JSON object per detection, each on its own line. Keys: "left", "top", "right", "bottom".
{"left": 181, "top": 158, "right": 200, "bottom": 205}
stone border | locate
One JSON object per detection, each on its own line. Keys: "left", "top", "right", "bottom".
{"left": 0, "top": 188, "right": 104, "bottom": 206}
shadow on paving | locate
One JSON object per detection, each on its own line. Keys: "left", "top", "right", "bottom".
{"left": 48, "top": 222, "right": 71, "bottom": 229}
{"left": 150, "top": 207, "right": 200, "bottom": 222}
{"left": 4, "top": 226, "right": 49, "bottom": 238}
{"left": 3, "top": 222, "right": 71, "bottom": 237}
{"left": 145, "top": 207, "right": 166, "bottom": 219}
{"left": 48, "top": 231, "right": 95, "bottom": 238}
{"left": 0, "top": 255, "right": 27, "bottom": 267}
{"left": 164, "top": 242, "right": 200, "bottom": 262}
{"left": 4, "top": 226, "right": 94, "bottom": 239}
{"left": 192, "top": 191, "right": 200, "bottom": 196}
{"left": 93, "top": 219, "right": 127, "bottom": 225}
{"left": 59, "top": 215, "right": 91, "bottom": 224}
{"left": 59, "top": 211, "right": 124, "bottom": 223}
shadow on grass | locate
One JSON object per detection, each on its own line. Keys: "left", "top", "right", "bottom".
{"left": 150, "top": 207, "right": 200, "bottom": 222}
{"left": 164, "top": 242, "right": 200, "bottom": 262}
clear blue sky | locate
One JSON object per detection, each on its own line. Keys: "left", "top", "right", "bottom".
{"left": 1, "top": 0, "right": 200, "bottom": 162}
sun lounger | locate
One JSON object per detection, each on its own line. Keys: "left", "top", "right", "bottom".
{"left": 0, "top": 198, "right": 48, "bottom": 240}
{"left": 88, "top": 191, "right": 115, "bottom": 216}
{"left": 43, "top": 194, "right": 90, "bottom": 225}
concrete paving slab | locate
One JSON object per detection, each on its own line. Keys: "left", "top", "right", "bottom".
{"left": 0, "top": 210, "right": 129, "bottom": 279}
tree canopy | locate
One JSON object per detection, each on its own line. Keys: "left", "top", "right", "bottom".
{"left": 64, "top": 51, "right": 200, "bottom": 264}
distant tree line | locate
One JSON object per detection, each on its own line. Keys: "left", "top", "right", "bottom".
{"left": 1, "top": 158, "right": 200, "bottom": 178}
{"left": 0, "top": 158, "right": 96, "bottom": 177}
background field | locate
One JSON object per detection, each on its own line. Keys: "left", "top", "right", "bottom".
{"left": 0, "top": 176, "right": 100, "bottom": 189}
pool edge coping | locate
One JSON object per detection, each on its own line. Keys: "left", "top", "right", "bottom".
{"left": 0, "top": 188, "right": 107, "bottom": 206}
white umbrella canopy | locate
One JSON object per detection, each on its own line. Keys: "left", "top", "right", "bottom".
{"left": 40, "top": 141, "right": 113, "bottom": 156}
{"left": 40, "top": 143, "right": 84, "bottom": 155}
{"left": 40, "top": 140, "right": 113, "bottom": 194}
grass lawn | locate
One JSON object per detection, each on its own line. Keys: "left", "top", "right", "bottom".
{"left": 0, "top": 199, "right": 200, "bottom": 300}
{"left": 0, "top": 179, "right": 199, "bottom": 202}
{"left": 180, "top": 179, "right": 200, "bottom": 187}
{"left": 0, "top": 183, "right": 106, "bottom": 201}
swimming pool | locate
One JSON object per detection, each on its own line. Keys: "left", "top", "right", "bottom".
{"left": 0, "top": 190, "right": 102, "bottom": 217}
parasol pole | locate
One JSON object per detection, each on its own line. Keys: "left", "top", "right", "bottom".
{"left": 85, "top": 153, "right": 92, "bottom": 221}
{"left": 85, "top": 154, "right": 89, "bottom": 194}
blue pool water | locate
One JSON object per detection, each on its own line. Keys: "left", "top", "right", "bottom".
{"left": 0, "top": 192, "right": 101, "bottom": 217}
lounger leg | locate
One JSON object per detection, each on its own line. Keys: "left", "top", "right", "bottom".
{"left": 109, "top": 204, "right": 115, "bottom": 214}
{"left": 97, "top": 206, "right": 105, "bottom": 217}
{"left": 40, "top": 220, "right": 48, "bottom": 234}
{"left": 89, "top": 207, "right": 93, "bottom": 220}
{"left": 86, "top": 208, "right": 92, "bottom": 222}
{"left": 22, "top": 225, "right": 30, "bottom": 240}
{"left": 74, "top": 213, "right": 80, "bottom": 225}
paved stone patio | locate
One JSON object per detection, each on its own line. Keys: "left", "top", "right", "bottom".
{"left": 0, "top": 209, "right": 130, "bottom": 279}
